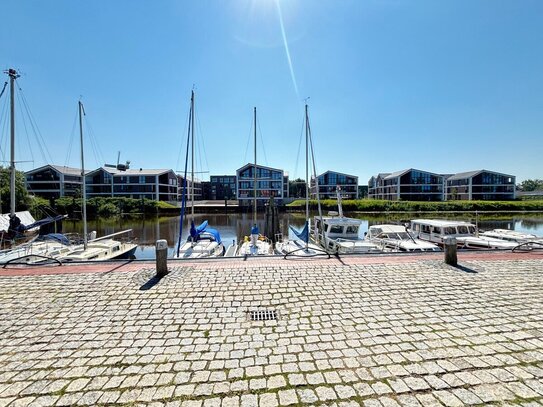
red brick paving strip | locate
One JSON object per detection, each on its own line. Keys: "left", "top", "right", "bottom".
{"left": 1, "top": 251, "right": 542, "bottom": 277}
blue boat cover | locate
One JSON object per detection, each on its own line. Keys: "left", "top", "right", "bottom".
{"left": 290, "top": 220, "right": 309, "bottom": 243}
{"left": 251, "top": 224, "right": 259, "bottom": 235}
{"left": 44, "top": 233, "right": 70, "bottom": 246}
{"left": 189, "top": 220, "right": 221, "bottom": 243}
{"left": 204, "top": 227, "right": 222, "bottom": 244}
{"left": 22, "top": 215, "right": 65, "bottom": 231}
{"left": 190, "top": 220, "right": 208, "bottom": 239}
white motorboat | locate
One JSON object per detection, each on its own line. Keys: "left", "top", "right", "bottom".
{"left": 174, "top": 91, "right": 225, "bottom": 259}
{"left": 312, "top": 215, "right": 381, "bottom": 254}
{"left": 410, "top": 219, "right": 518, "bottom": 250}
{"left": 366, "top": 224, "right": 440, "bottom": 252}
{"left": 311, "top": 191, "right": 381, "bottom": 254}
{"left": 480, "top": 229, "right": 543, "bottom": 244}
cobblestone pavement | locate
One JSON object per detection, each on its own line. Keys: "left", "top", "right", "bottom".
{"left": 0, "top": 255, "right": 542, "bottom": 406}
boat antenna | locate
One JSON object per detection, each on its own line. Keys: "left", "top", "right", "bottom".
{"left": 336, "top": 187, "right": 344, "bottom": 218}
{"left": 78, "top": 100, "right": 88, "bottom": 250}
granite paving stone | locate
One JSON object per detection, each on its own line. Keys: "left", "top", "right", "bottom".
{"left": 0, "top": 254, "right": 542, "bottom": 405}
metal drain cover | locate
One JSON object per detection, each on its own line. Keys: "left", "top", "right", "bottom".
{"left": 249, "top": 309, "right": 278, "bottom": 321}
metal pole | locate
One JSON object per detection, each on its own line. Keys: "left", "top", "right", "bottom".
{"left": 253, "top": 106, "right": 257, "bottom": 225}
{"left": 191, "top": 91, "right": 195, "bottom": 220}
{"left": 79, "top": 101, "right": 88, "bottom": 250}
{"left": 8, "top": 69, "right": 19, "bottom": 216}
{"left": 305, "top": 104, "right": 309, "bottom": 250}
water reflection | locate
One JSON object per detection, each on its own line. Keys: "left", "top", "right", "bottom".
{"left": 62, "top": 212, "right": 543, "bottom": 259}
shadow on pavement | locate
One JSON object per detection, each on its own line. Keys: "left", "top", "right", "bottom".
{"left": 139, "top": 275, "right": 163, "bottom": 290}
{"left": 452, "top": 263, "right": 478, "bottom": 274}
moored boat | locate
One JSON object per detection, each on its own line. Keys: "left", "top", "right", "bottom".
{"left": 59, "top": 231, "right": 137, "bottom": 262}
{"left": 0, "top": 233, "right": 75, "bottom": 265}
{"left": 410, "top": 219, "right": 518, "bottom": 250}
{"left": 174, "top": 91, "right": 225, "bottom": 259}
{"left": 311, "top": 191, "right": 381, "bottom": 254}
{"left": 366, "top": 224, "right": 441, "bottom": 252}
{"left": 59, "top": 100, "right": 138, "bottom": 261}
{"left": 274, "top": 104, "right": 324, "bottom": 257}
{"left": 235, "top": 107, "right": 272, "bottom": 257}
{"left": 480, "top": 229, "right": 543, "bottom": 244}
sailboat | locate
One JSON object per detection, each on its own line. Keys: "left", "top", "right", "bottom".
{"left": 0, "top": 68, "right": 70, "bottom": 254}
{"left": 0, "top": 69, "right": 41, "bottom": 249}
{"left": 275, "top": 104, "right": 324, "bottom": 257}
{"left": 174, "top": 91, "right": 225, "bottom": 258}
{"left": 58, "top": 101, "right": 137, "bottom": 262}
{"left": 236, "top": 107, "right": 272, "bottom": 256}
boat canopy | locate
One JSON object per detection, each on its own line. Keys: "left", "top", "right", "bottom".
{"left": 290, "top": 221, "right": 309, "bottom": 243}
{"left": 190, "top": 220, "right": 221, "bottom": 243}
{"left": 204, "top": 227, "right": 222, "bottom": 244}
{"left": 43, "top": 233, "right": 70, "bottom": 246}
{"left": 21, "top": 215, "right": 65, "bottom": 231}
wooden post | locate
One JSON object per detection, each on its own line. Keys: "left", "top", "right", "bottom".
{"left": 444, "top": 237, "right": 457, "bottom": 266}
{"left": 156, "top": 239, "right": 168, "bottom": 278}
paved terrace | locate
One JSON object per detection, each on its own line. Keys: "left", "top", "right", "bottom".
{"left": 0, "top": 252, "right": 542, "bottom": 407}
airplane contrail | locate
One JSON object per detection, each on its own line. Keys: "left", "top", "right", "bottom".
{"left": 275, "top": 0, "right": 300, "bottom": 99}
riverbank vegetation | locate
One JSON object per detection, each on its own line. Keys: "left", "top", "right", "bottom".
{"left": 286, "top": 199, "right": 543, "bottom": 212}
{"left": 53, "top": 197, "right": 179, "bottom": 218}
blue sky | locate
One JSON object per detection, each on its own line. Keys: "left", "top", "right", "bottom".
{"left": 1, "top": 0, "right": 542, "bottom": 183}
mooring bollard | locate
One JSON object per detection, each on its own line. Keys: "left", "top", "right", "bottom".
{"left": 156, "top": 239, "right": 168, "bottom": 278}
{"left": 444, "top": 237, "right": 457, "bottom": 266}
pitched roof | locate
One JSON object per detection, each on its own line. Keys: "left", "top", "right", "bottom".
{"left": 236, "top": 163, "right": 284, "bottom": 173}
{"left": 384, "top": 169, "right": 411, "bottom": 180}
{"left": 445, "top": 170, "right": 482, "bottom": 181}
{"left": 446, "top": 169, "right": 514, "bottom": 181}
{"left": 89, "top": 166, "right": 173, "bottom": 176}
{"left": 317, "top": 170, "right": 358, "bottom": 179}
{"left": 25, "top": 164, "right": 85, "bottom": 176}
{"left": 384, "top": 168, "right": 444, "bottom": 180}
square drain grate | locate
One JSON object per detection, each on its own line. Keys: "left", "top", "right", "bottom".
{"left": 249, "top": 309, "right": 278, "bottom": 321}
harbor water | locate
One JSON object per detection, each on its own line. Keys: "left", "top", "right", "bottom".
{"left": 61, "top": 212, "right": 543, "bottom": 259}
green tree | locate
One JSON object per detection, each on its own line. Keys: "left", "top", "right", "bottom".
{"left": 518, "top": 179, "right": 543, "bottom": 192}
{"left": 0, "top": 167, "right": 31, "bottom": 214}
{"left": 289, "top": 178, "right": 306, "bottom": 198}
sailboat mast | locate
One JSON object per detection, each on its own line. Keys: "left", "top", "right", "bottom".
{"left": 8, "top": 69, "right": 19, "bottom": 216}
{"left": 305, "top": 104, "right": 309, "bottom": 250}
{"left": 78, "top": 101, "right": 88, "bottom": 250}
{"left": 191, "top": 91, "right": 195, "bottom": 219}
{"left": 305, "top": 104, "right": 309, "bottom": 221}
{"left": 253, "top": 106, "right": 257, "bottom": 225}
